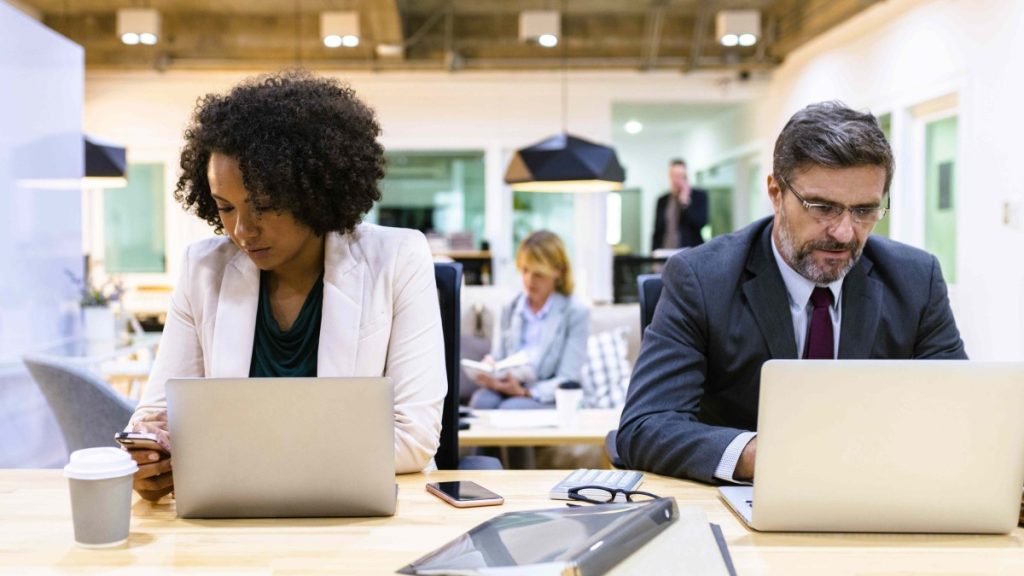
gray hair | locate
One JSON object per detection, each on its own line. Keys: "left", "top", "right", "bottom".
{"left": 773, "top": 101, "right": 894, "bottom": 195}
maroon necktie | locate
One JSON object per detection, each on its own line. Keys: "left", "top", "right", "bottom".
{"left": 803, "top": 287, "right": 834, "bottom": 360}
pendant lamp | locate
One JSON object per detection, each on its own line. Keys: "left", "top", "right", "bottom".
{"left": 505, "top": 133, "right": 625, "bottom": 192}
{"left": 84, "top": 135, "right": 127, "bottom": 188}
{"left": 504, "top": 4, "right": 625, "bottom": 193}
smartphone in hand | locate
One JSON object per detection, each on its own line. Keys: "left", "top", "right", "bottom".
{"left": 114, "top": 431, "right": 168, "bottom": 454}
{"left": 426, "top": 481, "right": 504, "bottom": 508}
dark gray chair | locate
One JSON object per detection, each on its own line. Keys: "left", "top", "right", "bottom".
{"left": 22, "top": 355, "right": 136, "bottom": 457}
{"left": 637, "top": 273, "right": 663, "bottom": 340}
{"left": 605, "top": 273, "right": 664, "bottom": 468}
{"left": 434, "top": 263, "right": 502, "bottom": 470}
{"left": 603, "top": 429, "right": 624, "bottom": 469}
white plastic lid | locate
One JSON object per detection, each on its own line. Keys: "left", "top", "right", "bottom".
{"left": 63, "top": 447, "right": 138, "bottom": 481}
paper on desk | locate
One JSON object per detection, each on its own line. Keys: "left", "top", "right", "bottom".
{"left": 483, "top": 411, "right": 559, "bottom": 429}
{"left": 607, "top": 506, "right": 734, "bottom": 576}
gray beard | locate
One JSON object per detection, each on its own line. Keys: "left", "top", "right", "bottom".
{"left": 775, "top": 210, "right": 861, "bottom": 284}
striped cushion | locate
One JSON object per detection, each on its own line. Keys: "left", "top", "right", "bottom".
{"left": 580, "top": 327, "right": 631, "bottom": 409}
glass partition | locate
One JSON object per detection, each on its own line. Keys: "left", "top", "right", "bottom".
{"left": 372, "top": 151, "right": 486, "bottom": 249}
{"left": 873, "top": 112, "right": 892, "bottom": 238}
{"left": 695, "top": 162, "right": 736, "bottom": 238}
{"left": 924, "top": 115, "right": 958, "bottom": 283}
{"left": 104, "top": 163, "right": 166, "bottom": 273}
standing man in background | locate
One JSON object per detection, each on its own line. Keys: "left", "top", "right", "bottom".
{"left": 651, "top": 158, "right": 710, "bottom": 251}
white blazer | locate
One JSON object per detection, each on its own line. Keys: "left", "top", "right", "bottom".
{"left": 130, "top": 223, "right": 447, "bottom": 474}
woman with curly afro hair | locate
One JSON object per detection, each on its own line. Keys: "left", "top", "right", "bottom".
{"left": 125, "top": 71, "right": 446, "bottom": 502}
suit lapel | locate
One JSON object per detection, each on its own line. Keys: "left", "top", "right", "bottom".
{"left": 212, "top": 250, "right": 260, "bottom": 377}
{"left": 838, "top": 254, "right": 881, "bottom": 359}
{"left": 741, "top": 225, "right": 798, "bottom": 359}
{"left": 318, "top": 232, "right": 363, "bottom": 376}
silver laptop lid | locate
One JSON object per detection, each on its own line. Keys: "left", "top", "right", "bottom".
{"left": 752, "top": 360, "right": 1024, "bottom": 533}
{"left": 167, "top": 377, "right": 395, "bottom": 519}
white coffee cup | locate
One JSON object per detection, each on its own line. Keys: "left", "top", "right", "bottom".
{"left": 63, "top": 447, "right": 138, "bottom": 548}
{"left": 555, "top": 381, "right": 584, "bottom": 429}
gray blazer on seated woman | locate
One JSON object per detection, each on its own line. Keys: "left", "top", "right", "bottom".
{"left": 470, "top": 231, "right": 590, "bottom": 409}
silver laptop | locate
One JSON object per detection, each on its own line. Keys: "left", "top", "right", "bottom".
{"left": 719, "top": 360, "right": 1024, "bottom": 533}
{"left": 167, "top": 377, "right": 396, "bottom": 519}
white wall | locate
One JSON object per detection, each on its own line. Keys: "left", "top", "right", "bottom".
{"left": 83, "top": 70, "right": 763, "bottom": 303}
{"left": 691, "top": 0, "right": 1024, "bottom": 358}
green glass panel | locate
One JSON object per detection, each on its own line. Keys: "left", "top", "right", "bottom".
{"left": 613, "top": 188, "right": 642, "bottom": 253}
{"left": 375, "top": 151, "right": 486, "bottom": 248}
{"left": 747, "top": 161, "right": 763, "bottom": 225}
{"left": 511, "top": 191, "right": 577, "bottom": 262}
{"left": 104, "top": 163, "right": 166, "bottom": 273}
{"left": 924, "top": 116, "right": 958, "bottom": 283}
{"left": 872, "top": 113, "right": 892, "bottom": 238}
{"left": 695, "top": 162, "right": 736, "bottom": 238}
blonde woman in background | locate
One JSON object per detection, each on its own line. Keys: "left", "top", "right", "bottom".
{"left": 470, "top": 230, "right": 590, "bottom": 410}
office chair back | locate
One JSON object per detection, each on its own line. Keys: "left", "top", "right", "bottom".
{"left": 433, "top": 262, "right": 463, "bottom": 470}
{"left": 637, "top": 273, "right": 663, "bottom": 340}
{"left": 433, "top": 263, "right": 502, "bottom": 471}
{"left": 22, "top": 355, "right": 136, "bottom": 457}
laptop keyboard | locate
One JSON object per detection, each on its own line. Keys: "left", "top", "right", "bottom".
{"left": 549, "top": 468, "right": 644, "bottom": 500}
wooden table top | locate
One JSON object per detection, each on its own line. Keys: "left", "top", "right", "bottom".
{"left": 2, "top": 469, "right": 1023, "bottom": 575}
{"left": 458, "top": 409, "right": 620, "bottom": 447}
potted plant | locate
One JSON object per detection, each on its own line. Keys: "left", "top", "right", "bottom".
{"left": 66, "top": 270, "right": 124, "bottom": 341}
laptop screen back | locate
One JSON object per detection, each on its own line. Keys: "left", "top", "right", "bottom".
{"left": 752, "top": 360, "right": 1024, "bottom": 533}
{"left": 167, "top": 377, "right": 395, "bottom": 519}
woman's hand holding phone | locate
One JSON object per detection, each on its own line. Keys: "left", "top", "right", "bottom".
{"left": 120, "top": 410, "right": 174, "bottom": 502}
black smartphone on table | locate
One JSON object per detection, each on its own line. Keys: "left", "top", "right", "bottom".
{"left": 426, "top": 481, "right": 504, "bottom": 508}
{"left": 114, "top": 431, "right": 168, "bottom": 453}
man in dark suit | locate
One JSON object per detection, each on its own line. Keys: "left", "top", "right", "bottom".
{"left": 651, "top": 159, "right": 709, "bottom": 250}
{"left": 618, "top": 101, "right": 966, "bottom": 484}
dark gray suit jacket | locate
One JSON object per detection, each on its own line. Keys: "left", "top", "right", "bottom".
{"left": 652, "top": 189, "right": 709, "bottom": 250}
{"left": 617, "top": 217, "right": 967, "bottom": 483}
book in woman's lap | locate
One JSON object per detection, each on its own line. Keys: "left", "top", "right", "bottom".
{"left": 460, "top": 351, "right": 535, "bottom": 382}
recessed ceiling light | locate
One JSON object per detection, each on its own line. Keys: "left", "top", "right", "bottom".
{"left": 538, "top": 34, "right": 558, "bottom": 48}
{"left": 321, "top": 12, "right": 360, "bottom": 49}
{"left": 716, "top": 10, "right": 760, "bottom": 48}
{"left": 624, "top": 120, "right": 643, "bottom": 134}
{"left": 117, "top": 9, "right": 160, "bottom": 46}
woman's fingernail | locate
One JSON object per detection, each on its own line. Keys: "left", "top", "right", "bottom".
{"left": 148, "top": 453, "right": 159, "bottom": 461}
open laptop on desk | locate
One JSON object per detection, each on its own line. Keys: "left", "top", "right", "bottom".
{"left": 719, "top": 360, "right": 1024, "bottom": 533}
{"left": 167, "top": 377, "right": 396, "bottom": 519}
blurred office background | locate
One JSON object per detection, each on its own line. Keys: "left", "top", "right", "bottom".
{"left": 3, "top": 0, "right": 1023, "bottom": 467}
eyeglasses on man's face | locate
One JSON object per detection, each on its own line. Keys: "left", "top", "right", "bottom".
{"left": 567, "top": 485, "right": 660, "bottom": 505}
{"left": 777, "top": 175, "right": 889, "bottom": 225}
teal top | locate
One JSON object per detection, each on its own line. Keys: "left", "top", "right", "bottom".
{"left": 249, "top": 271, "right": 324, "bottom": 378}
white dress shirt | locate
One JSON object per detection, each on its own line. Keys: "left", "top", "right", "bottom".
{"left": 714, "top": 236, "right": 844, "bottom": 483}
{"left": 515, "top": 293, "right": 555, "bottom": 366}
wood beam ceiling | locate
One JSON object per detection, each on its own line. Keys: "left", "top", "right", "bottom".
{"left": 23, "top": 0, "right": 881, "bottom": 72}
